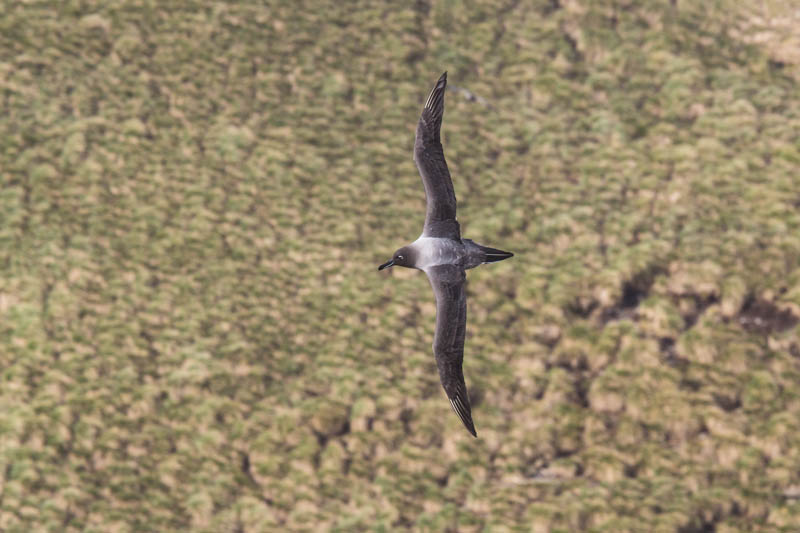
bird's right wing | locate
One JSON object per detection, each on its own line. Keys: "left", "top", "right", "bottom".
{"left": 414, "top": 72, "right": 460, "bottom": 241}
{"left": 425, "top": 264, "right": 475, "bottom": 437}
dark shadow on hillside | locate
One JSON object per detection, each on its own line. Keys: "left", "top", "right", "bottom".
{"left": 681, "top": 293, "right": 720, "bottom": 331}
{"left": 600, "top": 265, "right": 667, "bottom": 323}
{"left": 738, "top": 295, "right": 799, "bottom": 334}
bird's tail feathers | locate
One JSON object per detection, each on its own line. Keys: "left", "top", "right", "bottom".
{"left": 478, "top": 245, "right": 514, "bottom": 263}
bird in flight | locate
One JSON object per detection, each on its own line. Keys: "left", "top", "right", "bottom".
{"left": 378, "top": 72, "right": 513, "bottom": 437}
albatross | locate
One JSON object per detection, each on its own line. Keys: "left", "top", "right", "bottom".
{"left": 378, "top": 72, "right": 514, "bottom": 437}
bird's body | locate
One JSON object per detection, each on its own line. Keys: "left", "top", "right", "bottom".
{"left": 408, "top": 237, "right": 511, "bottom": 271}
{"left": 379, "top": 72, "right": 513, "bottom": 438}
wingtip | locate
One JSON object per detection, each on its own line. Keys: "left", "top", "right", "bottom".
{"left": 449, "top": 395, "right": 477, "bottom": 438}
{"left": 424, "top": 72, "right": 448, "bottom": 110}
{"left": 464, "top": 418, "right": 478, "bottom": 438}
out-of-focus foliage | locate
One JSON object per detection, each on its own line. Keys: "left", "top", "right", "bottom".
{"left": 2, "top": 0, "right": 799, "bottom": 531}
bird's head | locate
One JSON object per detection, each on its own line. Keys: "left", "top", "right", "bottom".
{"left": 378, "top": 246, "right": 415, "bottom": 271}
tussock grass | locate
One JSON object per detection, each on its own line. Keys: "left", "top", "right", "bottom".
{"left": 1, "top": 0, "right": 799, "bottom": 531}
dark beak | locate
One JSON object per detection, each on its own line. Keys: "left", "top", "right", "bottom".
{"left": 378, "top": 259, "right": 395, "bottom": 271}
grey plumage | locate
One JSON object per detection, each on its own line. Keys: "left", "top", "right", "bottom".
{"left": 379, "top": 72, "right": 513, "bottom": 438}
{"left": 428, "top": 264, "right": 473, "bottom": 436}
{"left": 415, "top": 73, "right": 460, "bottom": 241}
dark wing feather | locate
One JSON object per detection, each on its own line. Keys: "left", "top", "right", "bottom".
{"left": 414, "top": 72, "right": 460, "bottom": 241}
{"left": 425, "top": 264, "right": 476, "bottom": 437}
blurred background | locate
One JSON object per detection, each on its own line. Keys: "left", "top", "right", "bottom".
{"left": 2, "top": 0, "right": 800, "bottom": 531}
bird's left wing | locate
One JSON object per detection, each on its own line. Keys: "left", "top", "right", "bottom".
{"left": 425, "top": 264, "right": 475, "bottom": 437}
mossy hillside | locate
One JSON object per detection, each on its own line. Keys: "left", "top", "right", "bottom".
{"left": 1, "top": 1, "right": 799, "bottom": 531}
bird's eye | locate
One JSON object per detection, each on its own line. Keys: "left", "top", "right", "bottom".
{"left": 397, "top": 255, "right": 404, "bottom": 261}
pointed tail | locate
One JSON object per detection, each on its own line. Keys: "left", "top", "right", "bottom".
{"left": 479, "top": 245, "right": 514, "bottom": 263}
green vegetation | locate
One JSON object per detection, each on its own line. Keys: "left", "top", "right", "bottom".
{"left": 2, "top": 0, "right": 799, "bottom": 531}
